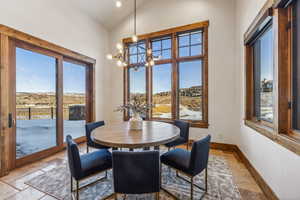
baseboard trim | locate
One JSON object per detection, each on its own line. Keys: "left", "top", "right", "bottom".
{"left": 210, "top": 142, "right": 237, "bottom": 151}
{"left": 234, "top": 147, "right": 279, "bottom": 200}
{"left": 189, "top": 140, "right": 279, "bottom": 200}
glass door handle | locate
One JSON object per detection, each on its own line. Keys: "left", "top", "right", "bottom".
{"left": 8, "top": 113, "right": 15, "bottom": 128}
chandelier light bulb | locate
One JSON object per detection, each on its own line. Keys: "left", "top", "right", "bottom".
{"left": 116, "top": 43, "right": 123, "bottom": 50}
{"left": 116, "top": 0, "right": 122, "bottom": 8}
{"left": 150, "top": 60, "right": 155, "bottom": 66}
{"left": 106, "top": 54, "right": 113, "bottom": 60}
{"left": 145, "top": 62, "right": 149, "bottom": 67}
{"left": 123, "top": 62, "right": 128, "bottom": 67}
{"left": 147, "top": 48, "right": 152, "bottom": 55}
{"left": 132, "top": 35, "right": 138, "bottom": 42}
{"left": 117, "top": 60, "right": 123, "bottom": 67}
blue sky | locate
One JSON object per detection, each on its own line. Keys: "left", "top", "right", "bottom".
{"left": 16, "top": 48, "right": 86, "bottom": 94}
{"left": 153, "top": 64, "right": 172, "bottom": 93}
{"left": 260, "top": 27, "right": 273, "bottom": 81}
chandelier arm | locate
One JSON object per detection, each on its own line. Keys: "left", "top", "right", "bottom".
{"left": 134, "top": 0, "right": 137, "bottom": 36}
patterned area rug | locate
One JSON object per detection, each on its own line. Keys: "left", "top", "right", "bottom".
{"left": 25, "top": 155, "right": 241, "bottom": 200}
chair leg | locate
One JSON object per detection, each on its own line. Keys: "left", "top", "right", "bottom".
{"left": 186, "top": 142, "right": 189, "bottom": 150}
{"left": 155, "top": 192, "right": 160, "bottom": 200}
{"left": 105, "top": 170, "right": 108, "bottom": 179}
{"left": 129, "top": 148, "right": 134, "bottom": 151}
{"left": 87, "top": 145, "right": 89, "bottom": 153}
{"left": 70, "top": 176, "right": 73, "bottom": 193}
{"left": 205, "top": 168, "right": 208, "bottom": 192}
{"left": 191, "top": 177, "right": 193, "bottom": 200}
{"left": 76, "top": 180, "right": 79, "bottom": 200}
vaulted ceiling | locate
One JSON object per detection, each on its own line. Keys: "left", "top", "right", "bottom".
{"left": 71, "top": 0, "right": 149, "bottom": 29}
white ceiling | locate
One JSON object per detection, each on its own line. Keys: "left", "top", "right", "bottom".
{"left": 71, "top": 0, "right": 149, "bottom": 29}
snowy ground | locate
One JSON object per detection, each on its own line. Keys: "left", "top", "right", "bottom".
{"left": 153, "top": 104, "right": 202, "bottom": 120}
{"left": 179, "top": 105, "right": 202, "bottom": 120}
{"left": 16, "top": 119, "right": 85, "bottom": 158}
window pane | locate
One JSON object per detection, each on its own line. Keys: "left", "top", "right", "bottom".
{"left": 179, "top": 60, "right": 203, "bottom": 120}
{"left": 253, "top": 26, "right": 274, "bottom": 122}
{"left": 63, "top": 61, "right": 86, "bottom": 141}
{"left": 152, "top": 64, "right": 172, "bottom": 118}
{"left": 292, "top": 0, "right": 300, "bottom": 130}
{"left": 179, "top": 35, "right": 189, "bottom": 47}
{"left": 138, "top": 53, "right": 146, "bottom": 63}
{"left": 129, "top": 67, "right": 146, "bottom": 117}
{"left": 191, "top": 32, "right": 202, "bottom": 45}
{"left": 162, "top": 49, "right": 171, "bottom": 59}
{"left": 152, "top": 41, "right": 161, "bottom": 51}
{"left": 138, "top": 43, "right": 146, "bottom": 53}
{"left": 162, "top": 39, "right": 171, "bottom": 49}
{"left": 129, "top": 45, "right": 137, "bottom": 54}
{"left": 130, "top": 55, "right": 137, "bottom": 64}
{"left": 16, "top": 48, "right": 57, "bottom": 158}
{"left": 179, "top": 47, "right": 189, "bottom": 57}
{"left": 191, "top": 45, "right": 201, "bottom": 56}
{"left": 153, "top": 51, "right": 161, "bottom": 58}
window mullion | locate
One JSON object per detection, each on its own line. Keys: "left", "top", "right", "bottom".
{"left": 172, "top": 33, "right": 178, "bottom": 120}
{"left": 146, "top": 39, "right": 151, "bottom": 119}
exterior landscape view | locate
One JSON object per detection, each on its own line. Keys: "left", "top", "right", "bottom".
{"left": 16, "top": 92, "right": 86, "bottom": 158}
{"left": 129, "top": 61, "right": 203, "bottom": 120}
{"left": 16, "top": 47, "right": 86, "bottom": 159}
{"left": 151, "top": 86, "right": 202, "bottom": 119}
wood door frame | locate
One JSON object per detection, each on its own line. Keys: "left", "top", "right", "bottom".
{"left": 0, "top": 24, "right": 96, "bottom": 174}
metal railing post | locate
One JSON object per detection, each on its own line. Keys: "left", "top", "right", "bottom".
{"left": 28, "top": 107, "right": 31, "bottom": 120}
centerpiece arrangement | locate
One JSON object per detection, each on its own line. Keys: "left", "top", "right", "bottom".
{"left": 115, "top": 96, "right": 154, "bottom": 130}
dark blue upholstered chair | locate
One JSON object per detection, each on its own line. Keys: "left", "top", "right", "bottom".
{"left": 112, "top": 151, "right": 160, "bottom": 200}
{"left": 85, "top": 121, "right": 110, "bottom": 153}
{"left": 66, "top": 135, "right": 112, "bottom": 200}
{"left": 165, "top": 120, "right": 190, "bottom": 150}
{"left": 161, "top": 135, "right": 211, "bottom": 200}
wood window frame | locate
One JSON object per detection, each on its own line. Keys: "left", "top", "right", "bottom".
{"left": 0, "top": 24, "right": 96, "bottom": 175}
{"left": 244, "top": 0, "right": 300, "bottom": 155}
{"left": 123, "top": 21, "right": 209, "bottom": 128}
{"left": 244, "top": 4, "right": 275, "bottom": 136}
{"left": 276, "top": 0, "right": 300, "bottom": 154}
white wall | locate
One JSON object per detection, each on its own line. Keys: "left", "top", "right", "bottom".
{"left": 108, "top": 0, "right": 238, "bottom": 144}
{"left": 0, "top": 0, "right": 111, "bottom": 121}
{"left": 4, "top": 0, "right": 299, "bottom": 198}
{"left": 236, "top": 0, "right": 300, "bottom": 199}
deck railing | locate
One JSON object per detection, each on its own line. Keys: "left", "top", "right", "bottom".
{"left": 16, "top": 106, "right": 85, "bottom": 120}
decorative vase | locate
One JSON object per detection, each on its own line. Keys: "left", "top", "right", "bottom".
{"left": 129, "top": 112, "right": 143, "bottom": 130}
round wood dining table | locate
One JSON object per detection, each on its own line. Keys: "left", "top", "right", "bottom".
{"left": 91, "top": 121, "right": 180, "bottom": 149}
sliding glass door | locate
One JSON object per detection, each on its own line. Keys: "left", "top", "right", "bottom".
{"left": 63, "top": 60, "right": 87, "bottom": 141}
{"left": 10, "top": 41, "right": 94, "bottom": 167}
{"left": 15, "top": 47, "right": 58, "bottom": 159}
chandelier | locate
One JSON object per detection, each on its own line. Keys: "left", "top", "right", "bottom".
{"left": 107, "top": 0, "right": 157, "bottom": 70}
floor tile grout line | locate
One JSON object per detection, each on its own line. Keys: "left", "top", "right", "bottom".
{"left": 38, "top": 194, "right": 48, "bottom": 200}
{"left": 26, "top": 182, "right": 61, "bottom": 200}
{"left": 0, "top": 179, "right": 22, "bottom": 192}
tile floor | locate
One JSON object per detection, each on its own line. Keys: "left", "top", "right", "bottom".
{"left": 0, "top": 144, "right": 267, "bottom": 200}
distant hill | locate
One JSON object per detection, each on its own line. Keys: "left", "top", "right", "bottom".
{"left": 16, "top": 92, "right": 85, "bottom": 108}
{"left": 151, "top": 85, "right": 202, "bottom": 97}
